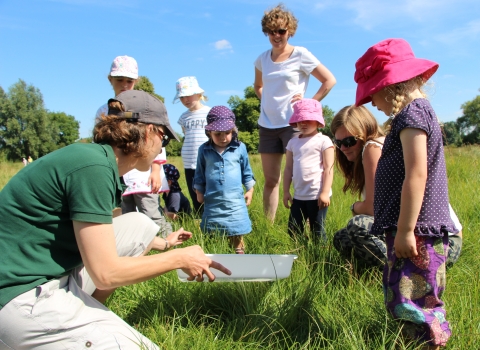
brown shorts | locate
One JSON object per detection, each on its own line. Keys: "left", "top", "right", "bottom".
{"left": 258, "top": 125, "right": 296, "bottom": 154}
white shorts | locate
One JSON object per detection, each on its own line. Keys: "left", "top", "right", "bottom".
{"left": 0, "top": 212, "right": 160, "bottom": 350}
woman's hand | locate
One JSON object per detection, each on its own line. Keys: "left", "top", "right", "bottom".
{"left": 290, "top": 93, "right": 303, "bottom": 104}
{"left": 166, "top": 227, "right": 192, "bottom": 247}
{"left": 181, "top": 245, "right": 232, "bottom": 282}
{"left": 393, "top": 230, "right": 418, "bottom": 258}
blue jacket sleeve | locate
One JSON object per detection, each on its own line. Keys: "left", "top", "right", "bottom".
{"left": 239, "top": 143, "right": 256, "bottom": 191}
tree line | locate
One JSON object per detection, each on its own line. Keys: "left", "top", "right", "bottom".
{"left": 1, "top": 80, "right": 479, "bottom": 161}
{"left": 224, "top": 86, "right": 480, "bottom": 151}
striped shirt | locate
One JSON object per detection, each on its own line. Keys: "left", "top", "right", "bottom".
{"left": 178, "top": 105, "right": 210, "bottom": 169}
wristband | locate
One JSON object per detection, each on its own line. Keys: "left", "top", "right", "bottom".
{"left": 163, "top": 238, "right": 170, "bottom": 251}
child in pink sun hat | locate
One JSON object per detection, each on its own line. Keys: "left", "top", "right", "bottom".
{"left": 354, "top": 38, "right": 457, "bottom": 348}
{"left": 282, "top": 98, "right": 334, "bottom": 241}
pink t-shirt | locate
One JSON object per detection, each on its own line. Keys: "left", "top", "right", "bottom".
{"left": 286, "top": 133, "right": 334, "bottom": 200}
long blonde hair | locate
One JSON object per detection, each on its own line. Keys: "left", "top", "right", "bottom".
{"left": 330, "top": 105, "right": 384, "bottom": 196}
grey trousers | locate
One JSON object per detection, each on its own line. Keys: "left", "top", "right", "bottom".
{"left": 122, "top": 193, "right": 172, "bottom": 237}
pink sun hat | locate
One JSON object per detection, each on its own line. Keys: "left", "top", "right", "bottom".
{"left": 289, "top": 99, "right": 324, "bottom": 128}
{"left": 354, "top": 38, "right": 438, "bottom": 107}
{"left": 109, "top": 55, "right": 138, "bottom": 79}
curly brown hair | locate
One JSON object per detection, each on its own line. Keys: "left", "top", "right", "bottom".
{"left": 261, "top": 3, "right": 298, "bottom": 37}
{"left": 93, "top": 101, "right": 164, "bottom": 158}
{"left": 330, "top": 105, "right": 384, "bottom": 197}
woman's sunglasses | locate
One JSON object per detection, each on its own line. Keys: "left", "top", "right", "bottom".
{"left": 333, "top": 136, "right": 358, "bottom": 148}
{"left": 268, "top": 28, "right": 287, "bottom": 36}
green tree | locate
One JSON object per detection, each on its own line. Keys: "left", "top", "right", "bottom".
{"left": 457, "top": 94, "right": 480, "bottom": 144}
{"left": 49, "top": 112, "right": 80, "bottom": 148}
{"left": 0, "top": 80, "right": 80, "bottom": 160}
{"left": 165, "top": 132, "right": 183, "bottom": 157}
{"left": 0, "top": 80, "right": 54, "bottom": 160}
{"left": 134, "top": 76, "right": 165, "bottom": 103}
{"left": 228, "top": 86, "right": 260, "bottom": 133}
{"left": 321, "top": 105, "right": 335, "bottom": 139}
{"left": 442, "top": 121, "right": 462, "bottom": 147}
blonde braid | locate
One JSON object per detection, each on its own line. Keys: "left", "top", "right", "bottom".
{"left": 391, "top": 85, "right": 407, "bottom": 116}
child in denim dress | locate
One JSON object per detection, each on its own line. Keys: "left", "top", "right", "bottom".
{"left": 193, "top": 106, "right": 255, "bottom": 254}
{"left": 354, "top": 38, "right": 458, "bottom": 348}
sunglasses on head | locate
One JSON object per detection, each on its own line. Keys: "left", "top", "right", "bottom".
{"left": 268, "top": 28, "right": 287, "bottom": 36}
{"left": 333, "top": 136, "right": 358, "bottom": 148}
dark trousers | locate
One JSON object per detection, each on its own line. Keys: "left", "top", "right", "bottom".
{"left": 184, "top": 168, "right": 203, "bottom": 215}
{"left": 288, "top": 199, "right": 328, "bottom": 240}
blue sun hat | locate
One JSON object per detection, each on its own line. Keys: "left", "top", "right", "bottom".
{"left": 204, "top": 106, "right": 236, "bottom": 132}
{"left": 173, "top": 76, "right": 205, "bottom": 103}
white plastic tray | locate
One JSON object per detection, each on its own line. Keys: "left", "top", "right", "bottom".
{"left": 177, "top": 254, "right": 298, "bottom": 282}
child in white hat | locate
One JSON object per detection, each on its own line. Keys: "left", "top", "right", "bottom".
{"left": 174, "top": 76, "right": 210, "bottom": 215}
{"left": 95, "top": 56, "right": 172, "bottom": 236}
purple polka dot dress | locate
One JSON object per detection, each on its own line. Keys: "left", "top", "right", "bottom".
{"left": 373, "top": 99, "right": 457, "bottom": 346}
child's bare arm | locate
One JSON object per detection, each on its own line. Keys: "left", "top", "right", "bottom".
{"left": 318, "top": 147, "right": 334, "bottom": 208}
{"left": 395, "top": 128, "right": 428, "bottom": 258}
{"left": 282, "top": 150, "right": 294, "bottom": 209}
{"left": 244, "top": 187, "right": 254, "bottom": 206}
{"left": 196, "top": 189, "right": 204, "bottom": 204}
{"left": 149, "top": 163, "right": 162, "bottom": 193}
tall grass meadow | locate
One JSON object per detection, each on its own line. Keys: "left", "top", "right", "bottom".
{"left": 1, "top": 146, "right": 479, "bottom": 349}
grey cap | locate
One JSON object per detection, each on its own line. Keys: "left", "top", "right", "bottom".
{"left": 108, "top": 90, "right": 179, "bottom": 141}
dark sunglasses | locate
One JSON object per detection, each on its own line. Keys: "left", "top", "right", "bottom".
{"left": 268, "top": 28, "right": 287, "bottom": 36}
{"left": 333, "top": 136, "right": 358, "bottom": 148}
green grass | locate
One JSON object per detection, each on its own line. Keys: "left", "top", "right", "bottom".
{"left": 1, "top": 146, "right": 479, "bottom": 349}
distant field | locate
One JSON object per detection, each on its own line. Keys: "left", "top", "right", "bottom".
{"left": 1, "top": 146, "right": 479, "bottom": 349}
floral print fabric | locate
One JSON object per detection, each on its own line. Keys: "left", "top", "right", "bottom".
{"left": 383, "top": 231, "right": 451, "bottom": 346}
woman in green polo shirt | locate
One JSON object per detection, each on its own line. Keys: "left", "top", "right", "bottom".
{"left": 0, "top": 90, "right": 230, "bottom": 349}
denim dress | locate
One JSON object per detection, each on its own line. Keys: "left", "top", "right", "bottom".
{"left": 193, "top": 140, "right": 255, "bottom": 236}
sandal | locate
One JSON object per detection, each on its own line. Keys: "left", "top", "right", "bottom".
{"left": 235, "top": 247, "right": 245, "bottom": 254}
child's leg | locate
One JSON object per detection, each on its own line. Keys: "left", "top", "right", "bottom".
{"left": 228, "top": 235, "right": 244, "bottom": 254}
{"left": 383, "top": 231, "right": 451, "bottom": 347}
{"left": 185, "top": 168, "right": 203, "bottom": 214}
{"left": 288, "top": 199, "right": 305, "bottom": 237}
{"left": 121, "top": 194, "right": 136, "bottom": 214}
{"left": 135, "top": 193, "right": 172, "bottom": 237}
{"left": 308, "top": 201, "right": 327, "bottom": 241}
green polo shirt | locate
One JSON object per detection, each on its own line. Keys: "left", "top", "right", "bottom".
{"left": 0, "top": 143, "right": 123, "bottom": 308}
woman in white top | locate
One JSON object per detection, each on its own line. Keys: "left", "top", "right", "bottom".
{"left": 253, "top": 4, "right": 336, "bottom": 222}
{"left": 331, "top": 105, "right": 463, "bottom": 267}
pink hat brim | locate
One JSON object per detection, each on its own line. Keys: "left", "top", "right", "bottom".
{"left": 355, "top": 58, "right": 438, "bottom": 107}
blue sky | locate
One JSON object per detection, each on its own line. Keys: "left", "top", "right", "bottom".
{"left": 1, "top": 0, "right": 479, "bottom": 138}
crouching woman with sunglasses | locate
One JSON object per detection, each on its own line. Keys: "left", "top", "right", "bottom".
{"left": 0, "top": 90, "right": 230, "bottom": 349}
{"left": 330, "top": 105, "right": 387, "bottom": 267}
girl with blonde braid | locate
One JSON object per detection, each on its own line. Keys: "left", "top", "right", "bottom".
{"left": 354, "top": 38, "right": 457, "bottom": 349}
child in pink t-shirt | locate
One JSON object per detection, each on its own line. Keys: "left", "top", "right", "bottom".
{"left": 283, "top": 99, "right": 334, "bottom": 240}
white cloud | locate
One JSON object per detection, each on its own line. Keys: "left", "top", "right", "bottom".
{"left": 435, "top": 20, "right": 480, "bottom": 44}
{"left": 343, "top": 0, "right": 469, "bottom": 30}
{"left": 214, "top": 39, "right": 233, "bottom": 50}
